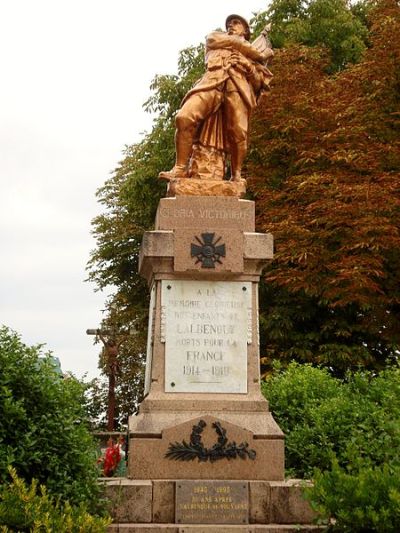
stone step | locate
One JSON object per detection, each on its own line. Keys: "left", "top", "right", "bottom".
{"left": 108, "top": 525, "right": 325, "bottom": 532}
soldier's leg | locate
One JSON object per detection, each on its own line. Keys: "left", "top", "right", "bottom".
{"left": 224, "top": 92, "right": 249, "bottom": 181}
{"left": 176, "top": 91, "right": 222, "bottom": 169}
{"left": 160, "top": 90, "right": 221, "bottom": 179}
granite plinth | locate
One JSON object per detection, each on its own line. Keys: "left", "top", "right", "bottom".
{"left": 138, "top": 231, "right": 273, "bottom": 284}
{"left": 104, "top": 479, "right": 322, "bottom": 530}
{"left": 103, "top": 479, "right": 152, "bottom": 523}
{"left": 155, "top": 197, "right": 255, "bottom": 232}
{"left": 131, "top": 196, "right": 281, "bottom": 482}
{"left": 129, "top": 194, "right": 286, "bottom": 504}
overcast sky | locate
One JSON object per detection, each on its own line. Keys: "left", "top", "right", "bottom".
{"left": 0, "top": 0, "right": 267, "bottom": 380}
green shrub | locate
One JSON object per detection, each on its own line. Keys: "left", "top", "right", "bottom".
{"left": 0, "top": 467, "right": 110, "bottom": 532}
{"left": 309, "top": 460, "right": 400, "bottom": 532}
{"left": 261, "top": 362, "right": 350, "bottom": 477}
{"left": 262, "top": 362, "right": 400, "bottom": 530}
{"left": 0, "top": 326, "right": 102, "bottom": 511}
{"left": 262, "top": 362, "right": 400, "bottom": 477}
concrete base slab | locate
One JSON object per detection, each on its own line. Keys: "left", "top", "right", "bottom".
{"left": 109, "top": 525, "right": 324, "bottom": 532}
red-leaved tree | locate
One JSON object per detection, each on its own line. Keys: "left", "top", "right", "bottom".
{"left": 247, "top": 0, "right": 400, "bottom": 373}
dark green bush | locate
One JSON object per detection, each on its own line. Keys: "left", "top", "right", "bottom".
{"left": 0, "top": 326, "right": 102, "bottom": 511}
{"left": 309, "top": 460, "right": 400, "bottom": 532}
{"left": 262, "top": 362, "right": 400, "bottom": 531}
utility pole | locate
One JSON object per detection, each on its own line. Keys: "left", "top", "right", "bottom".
{"left": 86, "top": 326, "right": 128, "bottom": 431}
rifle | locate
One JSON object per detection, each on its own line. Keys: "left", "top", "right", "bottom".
{"left": 252, "top": 23, "right": 273, "bottom": 90}
{"left": 252, "top": 23, "right": 273, "bottom": 65}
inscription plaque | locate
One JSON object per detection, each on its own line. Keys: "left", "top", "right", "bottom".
{"left": 162, "top": 280, "right": 251, "bottom": 393}
{"left": 176, "top": 481, "right": 249, "bottom": 525}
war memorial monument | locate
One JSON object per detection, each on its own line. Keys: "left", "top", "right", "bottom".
{"left": 105, "top": 14, "right": 321, "bottom": 532}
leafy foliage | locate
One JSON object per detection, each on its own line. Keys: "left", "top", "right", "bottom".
{"left": 311, "top": 461, "right": 400, "bottom": 532}
{"left": 262, "top": 362, "right": 400, "bottom": 530}
{"left": 249, "top": 0, "right": 400, "bottom": 374}
{"left": 259, "top": 0, "right": 370, "bottom": 71}
{"left": 262, "top": 362, "right": 400, "bottom": 477}
{"left": 0, "top": 326, "right": 101, "bottom": 510}
{"left": 0, "top": 467, "right": 110, "bottom": 533}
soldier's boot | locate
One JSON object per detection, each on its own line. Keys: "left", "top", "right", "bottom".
{"left": 158, "top": 133, "right": 193, "bottom": 180}
{"left": 159, "top": 165, "right": 188, "bottom": 180}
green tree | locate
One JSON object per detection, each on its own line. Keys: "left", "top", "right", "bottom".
{"left": 256, "top": 0, "right": 370, "bottom": 71}
{"left": 248, "top": 0, "right": 400, "bottom": 374}
{"left": 262, "top": 362, "right": 400, "bottom": 477}
{"left": 0, "top": 326, "right": 101, "bottom": 511}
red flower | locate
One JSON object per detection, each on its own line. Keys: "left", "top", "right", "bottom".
{"left": 101, "top": 439, "right": 121, "bottom": 477}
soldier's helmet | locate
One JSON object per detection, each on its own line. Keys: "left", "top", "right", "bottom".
{"left": 225, "top": 14, "right": 251, "bottom": 41}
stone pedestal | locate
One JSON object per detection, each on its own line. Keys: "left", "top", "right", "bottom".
{"left": 128, "top": 196, "right": 284, "bottom": 482}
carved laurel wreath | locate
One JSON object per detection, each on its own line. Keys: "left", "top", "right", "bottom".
{"left": 165, "top": 419, "right": 256, "bottom": 462}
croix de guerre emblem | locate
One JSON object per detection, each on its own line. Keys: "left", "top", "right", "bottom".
{"left": 190, "top": 233, "right": 226, "bottom": 268}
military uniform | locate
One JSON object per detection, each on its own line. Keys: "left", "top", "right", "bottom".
{"left": 160, "top": 15, "right": 273, "bottom": 181}
{"left": 177, "top": 31, "right": 272, "bottom": 155}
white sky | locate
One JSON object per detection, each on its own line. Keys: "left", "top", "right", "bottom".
{"left": 0, "top": 0, "right": 267, "bottom": 380}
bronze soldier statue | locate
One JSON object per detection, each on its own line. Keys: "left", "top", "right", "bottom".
{"left": 159, "top": 14, "right": 273, "bottom": 183}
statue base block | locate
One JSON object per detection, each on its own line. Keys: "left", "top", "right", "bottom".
{"left": 103, "top": 477, "right": 322, "bottom": 530}
{"left": 167, "top": 178, "right": 246, "bottom": 198}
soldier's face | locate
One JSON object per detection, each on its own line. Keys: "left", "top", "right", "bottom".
{"left": 227, "top": 18, "right": 246, "bottom": 38}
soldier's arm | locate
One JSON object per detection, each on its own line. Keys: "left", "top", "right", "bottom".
{"left": 206, "top": 31, "right": 272, "bottom": 63}
{"left": 249, "top": 63, "right": 273, "bottom": 93}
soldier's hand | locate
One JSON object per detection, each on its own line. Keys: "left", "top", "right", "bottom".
{"left": 230, "top": 51, "right": 253, "bottom": 73}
